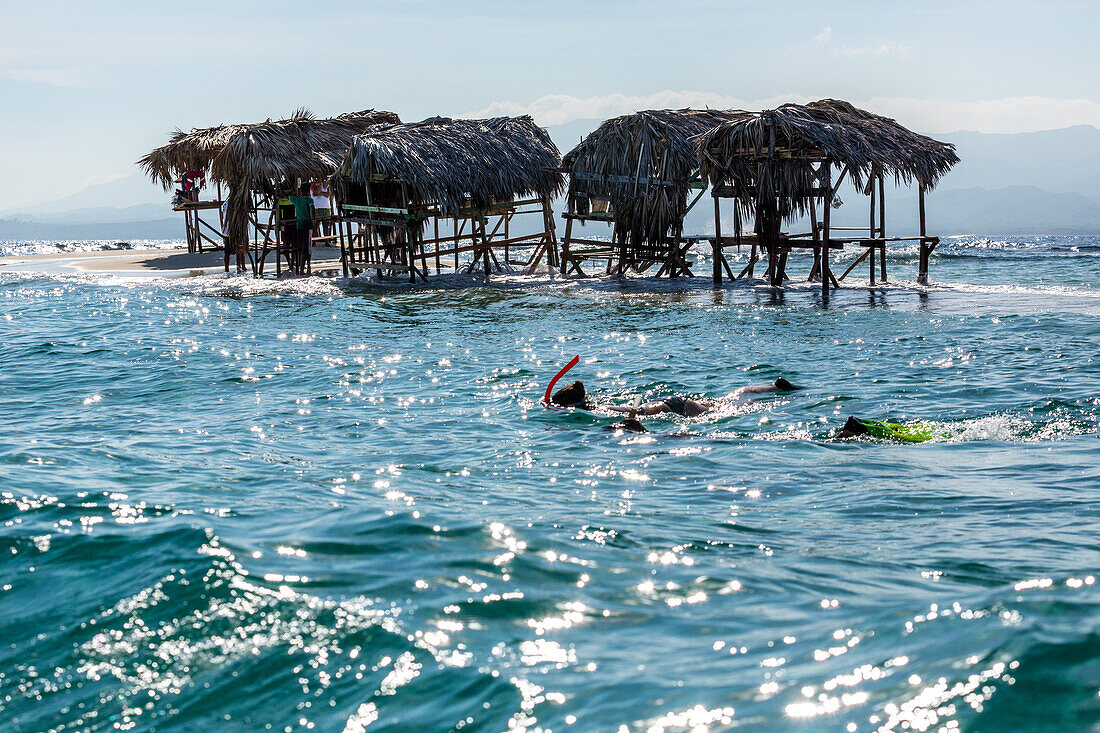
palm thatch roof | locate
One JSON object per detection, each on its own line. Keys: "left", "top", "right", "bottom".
{"left": 335, "top": 116, "right": 563, "bottom": 214}
{"left": 560, "top": 109, "right": 748, "bottom": 245}
{"left": 139, "top": 108, "right": 401, "bottom": 190}
{"left": 696, "top": 99, "right": 959, "bottom": 219}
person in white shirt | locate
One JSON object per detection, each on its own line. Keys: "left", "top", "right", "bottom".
{"left": 311, "top": 182, "right": 332, "bottom": 238}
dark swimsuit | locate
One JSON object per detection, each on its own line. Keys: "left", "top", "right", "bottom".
{"left": 663, "top": 396, "right": 689, "bottom": 416}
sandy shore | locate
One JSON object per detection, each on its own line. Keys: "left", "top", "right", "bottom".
{"left": 0, "top": 246, "right": 346, "bottom": 278}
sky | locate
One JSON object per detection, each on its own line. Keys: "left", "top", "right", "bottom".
{"left": 1, "top": 0, "right": 1098, "bottom": 209}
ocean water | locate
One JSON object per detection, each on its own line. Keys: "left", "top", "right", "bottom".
{"left": 1, "top": 235, "right": 1098, "bottom": 732}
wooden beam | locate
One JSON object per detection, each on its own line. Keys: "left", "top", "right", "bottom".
{"left": 569, "top": 171, "right": 675, "bottom": 187}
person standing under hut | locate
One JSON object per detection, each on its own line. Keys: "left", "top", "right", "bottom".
{"left": 276, "top": 183, "right": 298, "bottom": 271}
{"left": 287, "top": 182, "right": 315, "bottom": 275}
{"left": 311, "top": 182, "right": 332, "bottom": 239}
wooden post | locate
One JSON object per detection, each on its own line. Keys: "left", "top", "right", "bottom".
{"left": 767, "top": 212, "right": 782, "bottom": 287}
{"left": 917, "top": 184, "right": 929, "bottom": 285}
{"left": 224, "top": 209, "right": 231, "bottom": 272}
{"left": 184, "top": 209, "right": 193, "bottom": 254}
{"left": 869, "top": 177, "right": 877, "bottom": 285}
{"left": 338, "top": 215, "right": 349, "bottom": 277}
{"left": 543, "top": 197, "right": 559, "bottom": 270}
{"left": 869, "top": 176, "right": 877, "bottom": 240}
{"left": 482, "top": 216, "right": 491, "bottom": 274}
{"left": 408, "top": 220, "right": 418, "bottom": 283}
{"left": 808, "top": 197, "right": 820, "bottom": 281}
{"left": 879, "top": 176, "right": 887, "bottom": 282}
{"left": 878, "top": 176, "right": 886, "bottom": 238}
{"left": 734, "top": 203, "right": 743, "bottom": 248}
{"left": 669, "top": 225, "right": 683, "bottom": 278}
{"left": 562, "top": 214, "right": 573, "bottom": 277}
{"left": 822, "top": 166, "right": 832, "bottom": 293}
{"left": 712, "top": 194, "right": 722, "bottom": 285}
{"left": 616, "top": 227, "right": 629, "bottom": 276}
{"left": 434, "top": 216, "right": 440, "bottom": 274}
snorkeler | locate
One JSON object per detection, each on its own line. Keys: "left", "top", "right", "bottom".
{"left": 549, "top": 378, "right": 803, "bottom": 417}
{"left": 833, "top": 415, "right": 935, "bottom": 443}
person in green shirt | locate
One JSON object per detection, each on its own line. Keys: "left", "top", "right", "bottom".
{"left": 286, "top": 182, "right": 315, "bottom": 274}
{"left": 834, "top": 415, "right": 936, "bottom": 442}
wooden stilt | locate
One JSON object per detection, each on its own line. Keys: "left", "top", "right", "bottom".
{"left": 768, "top": 213, "right": 783, "bottom": 287}
{"left": 869, "top": 178, "right": 877, "bottom": 285}
{"left": 917, "top": 185, "right": 929, "bottom": 285}
{"left": 616, "top": 227, "right": 629, "bottom": 276}
{"left": 562, "top": 215, "right": 574, "bottom": 277}
{"left": 808, "top": 197, "right": 820, "bottom": 281}
{"left": 339, "top": 216, "right": 349, "bottom": 277}
{"left": 879, "top": 176, "right": 887, "bottom": 282}
{"left": 407, "top": 222, "right": 417, "bottom": 283}
{"left": 822, "top": 167, "right": 832, "bottom": 293}
{"left": 544, "top": 198, "right": 559, "bottom": 269}
{"left": 712, "top": 195, "right": 722, "bottom": 285}
{"left": 224, "top": 212, "right": 231, "bottom": 272}
{"left": 481, "top": 217, "right": 491, "bottom": 274}
{"left": 434, "top": 217, "right": 440, "bottom": 274}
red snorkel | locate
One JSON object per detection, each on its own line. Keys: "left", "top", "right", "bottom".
{"left": 544, "top": 355, "right": 580, "bottom": 405}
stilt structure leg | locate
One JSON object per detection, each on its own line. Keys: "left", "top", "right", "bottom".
{"left": 879, "top": 176, "right": 887, "bottom": 283}
{"left": 917, "top": 185, "right": 929, "bottom": 285}
{"left": 481, "top": 217, "right": 491, "bottom": 275}
{"left": 562, "top": 215, "right": 573, "bottom": 278}
{"left": 822, "top": 167, "right": 833, "bottom": 294}
{"left": 712, "top": 195, "right": 722, "bottom": 285}
{"left": 869, "top": 178, "right": 877, "bottom": 285}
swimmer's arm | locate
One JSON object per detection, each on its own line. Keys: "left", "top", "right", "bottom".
{"left": 605, "top": 401, "right": 671, "bottom": 416}
{"left": 732, "top": 384, "right": 777, "bottom": 397}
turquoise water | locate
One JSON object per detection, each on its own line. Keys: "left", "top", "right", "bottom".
{"left": 1, "top": 236, "right": 1098, "bottom": 732}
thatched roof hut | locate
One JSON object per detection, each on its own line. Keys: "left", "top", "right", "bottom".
{"left": 696, "top": 99, "right": 958, "bottom": 220}
{"left": 140, "top": 108, "right": 401, "bottom": 192}
{"left": 560, "top": 109, "right": 747, "bottom": 245}
{"left": 140, "top": 108, "right": 400, "bottom": 268}
{"left": 335, "top": 115, "right": 563, "bottom": 215}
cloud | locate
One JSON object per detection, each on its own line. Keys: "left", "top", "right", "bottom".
{"left": 463, "top": 91, "right": 813, "bottom": 127}
{"left": 464, "top": 92, "right": 1100, "bottom": 134}
{"left": 862, "top": 95, "right": 1100, "bottom": 134}
{"left": 1, "top": 67, "right": 83, "bottom": 88}
{"left": 832, "top": 42, "right": 910, "bottom": 58}
{"left": 809, "top": 25, "right": 908, "bottom": 58}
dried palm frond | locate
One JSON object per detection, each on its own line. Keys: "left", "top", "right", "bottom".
{"left": 696, "top": 99, "right": 959, "bottom": 221}
{"left": 561, "top": 109, "right": 748, "bottom": 245}
{"left": 336, "top": 116, "right": 563, "bottom": 214}
{"left": 139, "top": 109, "right": 401, "bottom": 189}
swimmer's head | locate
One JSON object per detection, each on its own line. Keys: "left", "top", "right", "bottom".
{"left": 551, "top": 380, "right": 588, "bottom": 408}
{"left": 774, "top": 377, "right": 803, "bottom": 391}
{"left": 835, "top": 415, "right": 868, "bottom": 440}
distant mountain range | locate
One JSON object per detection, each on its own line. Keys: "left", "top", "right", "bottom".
{"left": 2, "top": 124, "right": 1098, "bottom": 241}
{"left": 0, "top": 175, "right": 179, "bottom": 240}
